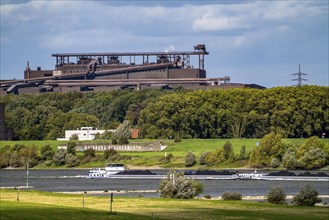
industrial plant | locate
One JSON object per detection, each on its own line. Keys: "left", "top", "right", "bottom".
{"left": 0, "top": 44, "right": 264, "bottom": 95}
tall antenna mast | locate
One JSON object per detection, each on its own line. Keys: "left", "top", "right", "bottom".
{"left": 291, "top": 64, "right": 308, "bottom": 86}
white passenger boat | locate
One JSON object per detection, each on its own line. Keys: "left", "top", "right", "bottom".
{"left": 88, "top": 163, "right": 126, "bottom": 178}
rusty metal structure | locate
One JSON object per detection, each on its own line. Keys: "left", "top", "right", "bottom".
{"left": 25, "top": 44, "right": 208, "bottom": 80}
{"left": 1, "top": 44, "right": 243, "bottom": 94}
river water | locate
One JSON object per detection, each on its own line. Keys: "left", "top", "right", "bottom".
{"left": 1, "top": 169, "right": 328, "bottom": 200}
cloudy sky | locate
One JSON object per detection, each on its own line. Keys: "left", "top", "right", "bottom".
{"left": 1, "top": 0, "right": 328, "bottom": 87}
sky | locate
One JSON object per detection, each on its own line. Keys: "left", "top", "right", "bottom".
{"left": 0, "top": 0, "right": 328, "bottom": 88}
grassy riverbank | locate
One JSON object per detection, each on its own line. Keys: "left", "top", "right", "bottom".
{"left": 1, "top": 139, "right": 328, "bottom": 169}
{"left": 0, "top": 138, "right": 264, "bottom": 151}
{"left": 1, "top": 189, "right": 328, "bottom": 220}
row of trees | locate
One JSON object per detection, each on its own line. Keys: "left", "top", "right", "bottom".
{"left": 181, "top": 134, "right": 328, "bottom": 170}
{"left": 1, "top": 85, "right": 327, "bottom": 140}
{"left": 249, "top": 133, "right": 329, "bottom": 169}
{"left": 1, "top": 133, "right": 327, "bottom": 170}
{"left": 139, "top": 86, "right": 328, "bottom": 139}
{"left": 0, "top": 143, "right": 127, "bottom": 168}
{"left": 1, "top": 89, "right": 169, "bottom": 140}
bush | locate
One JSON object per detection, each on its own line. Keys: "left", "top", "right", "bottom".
{"left": 81, "top": 148, "right": 96, "bottom": 164}
{"left": 267, "top": 187, "right": 286, "bottom": 204}
{"left": 299, "top": 148, "right": 327, "bottom": 170}
{"left": 44, "top": 160, "right": 52, "bottom": 167}
{"left": 20, "top": 145, "right": 39, "bottom": 167}
{"left": 205, "top": 148, "right": 225, "bottom": 166}
{"left": 66, "top": 141, "right": 77, "bottom": 155}
{"left": 174, "top": 136, "right": 181, "bottom": 143}
{"left": 83, "top": 148, "right": 96, "bottom": 158}
{"left": 111, "top": 139, "right": 118, "bottom": 145}
{"left": 0, "top": 145, "right": 11, "bottom": 168}
{"left": 292, "top": 184, "right": 321, "bottom": 206}
{"left": 199, "top": 152, "right": 209, "bottom": 165}
{"left": 65, "top": 153, "right": 80, "bottom": 167}
{"left": 185, "top": 152, "right": 196, "bottom": 167}
{"left": 203, "top": 194, "right": 211, "bottom": 199}
{"left": 52, "top": 149, "right": 66, "bottom": 166}
{"left": 270, "top": 158, "right": 280, "bottom": 168}
{"left": 104, "top": 149, "right": 118, "bottom": 159}
{"left": 9, "top": 151, "right": 22, "bottom": 167}
{"left": 282, "top": 150, "right": 300, "bottom": 169}
{"left": 159, "top": 171, "right": 203, "bottom": 199}
{"left": 40, "top": 145, "right": 55, "bottom": 161}
{"left": 70, "top": 134, "right": 79, "bottom": 141}
{"left": 222, "top": 191, "right": 242, "bottom": 200}
{"left": 239, "top": 145, "right": 247, "bottom": 160}
{"left": 118, "top": 137, "right": 129, "bottom": 145}
{"left": 223, "top": 141, "right": 233, "bottom": 160}
{"left": 160, "top": 153, "right": 173, "bottom": 164}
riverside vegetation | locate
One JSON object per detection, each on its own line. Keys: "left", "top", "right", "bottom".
{"left": 0, "top": 86, "right": 327, "bottom": 140}
{"left": 0, "top": 134, "right": 328, "bottom": 170}
{"left": 0, "top": 85, "right": 328, "bottom": 169}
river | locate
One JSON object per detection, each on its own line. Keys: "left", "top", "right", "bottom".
{"left": 1, "top": 169, "right": 328, "bottom": 201}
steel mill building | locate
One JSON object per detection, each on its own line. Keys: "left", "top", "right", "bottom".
{"left": 0, "top": 44, "right": 264, "bottom": 95}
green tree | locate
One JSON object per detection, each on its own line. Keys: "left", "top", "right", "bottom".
{"left": 52, "top": 149, "right": 66, "bottom": 166}
{"left": 282, "top": 150, "right": 300, "bottom": 169}
{"left": 298, "top": 148, "right": 327, "bottom": 170}
{"left": 9, "top": 151, "right": 22, "bottom": 167}
{"left": 65, "top": 153, "right": 80, "bottom": 167}
{"left": 159, "top": 171, "right": 203, "bottom": 199}
{"left": 0, "top": 146, "right": 11, "bottom": 168}
{"left": 223, "top": 141, "right": 233, "bottom": 160}
{"left": 205, "top": 148, "right": 225, "bottom": 166}
{"left": 45, "top": 111, "right": 69, "bottom": 140}
{"left": 282, "top": 136, "right": 329, "bottom": 170}
{"left": 101, "top": 130, "right": 113, "bottom": 140}
{"left": 238, "top": 145, "right": 247, "bottom": 160}
{"left": 40, "top": 145, "right": 55, "bottom": 161}
{"left": 113, "top": 120, "right": 131, "bottom": 144}
{"left": 297, "top": 136, "right": 326, "bottom": 158}
{"left": 66, "top": 141, "right": 77, "bottom": 155}
{"left": 20, "top": 145, "right": 39, "bottom": 167}
{"left": 249, "top": 132, "right": 285, "bottom": 168}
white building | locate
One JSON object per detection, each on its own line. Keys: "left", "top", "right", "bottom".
{"left": 57, "top": 127, "right": 115, "bottom": 141}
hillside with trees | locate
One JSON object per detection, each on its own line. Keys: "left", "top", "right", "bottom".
{"left": 0, "top": 85, "right": 327, "bottom": 140}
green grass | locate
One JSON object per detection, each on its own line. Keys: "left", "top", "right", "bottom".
{"left": 0, "top": 201, "right": 116, "bottom": 220}
{"left": 0, "top": 140, "right": 67, "bottom": 150}
{"left": 1, "top": 189, "right": 328, "bottom": 220}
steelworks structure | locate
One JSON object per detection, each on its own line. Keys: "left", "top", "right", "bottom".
{"left": 1, "top": 44, "right": 239, "bottom": 94}
{"left": 25, "top": 44, "right": 208, "bottom": 80}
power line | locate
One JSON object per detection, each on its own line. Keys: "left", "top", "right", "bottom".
{"left": 291, "top": 64, "right": 308, "bottom": 86}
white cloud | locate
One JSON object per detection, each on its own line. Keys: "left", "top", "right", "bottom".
{"left": 193, "top": 14, "right": 250, "bottom": 31}
{"left": 261, "top": 1, "right": 325, "bottom": 21}
{"left": 192, "top": 1, "right": 327, "bottom": 32}
{"left": 0, "top": 1, "right": 327, "bottom": 86}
